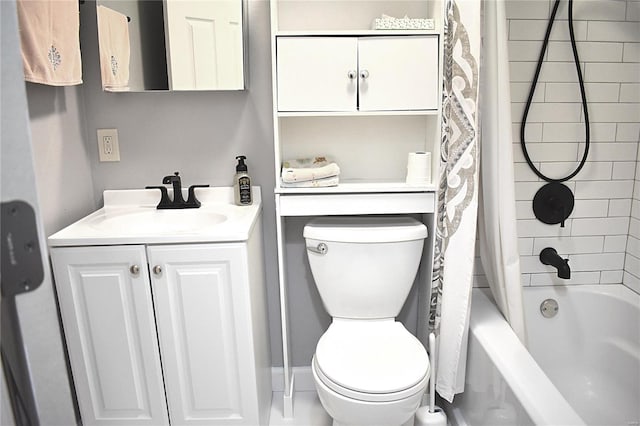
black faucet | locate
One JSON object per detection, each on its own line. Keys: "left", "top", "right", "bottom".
{"left": 162, "top": 172, "right": 186, "bottom": 205}
{"left": 539, "top": 247, "right": 571, "bottom": 279}
{"left": 146, "top": 172, "right": 209, "bottom": 209}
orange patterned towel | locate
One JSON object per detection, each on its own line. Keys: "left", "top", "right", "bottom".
{"left": 17, "top": 0, "right": 82, "bottom": 86}
{"left": 97, "top": 5, "right": 130, "bottom": 92}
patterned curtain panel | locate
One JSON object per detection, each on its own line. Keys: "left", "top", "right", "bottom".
{"left": 428, "top": 0, "right": 481, "bottom": 402}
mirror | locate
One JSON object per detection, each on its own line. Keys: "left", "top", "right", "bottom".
{"left": 96, "top": 0, "right": 247, "bottom": 92}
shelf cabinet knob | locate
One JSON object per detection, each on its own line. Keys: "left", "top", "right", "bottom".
{"left": 359, "top": 69, "right": 369, "bottom": 79}
{"left": 153, "top": 265, "right": 162, "bottom": 276}
{"left": 347, "top": 70, "right": 357, "bottom": 80}
{"left": 130, "top": 265, "right": 140, "bottom": 275}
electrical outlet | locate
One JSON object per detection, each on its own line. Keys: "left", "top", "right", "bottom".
{"left": 97, "top": 129, "right": 120, "bottom": 162}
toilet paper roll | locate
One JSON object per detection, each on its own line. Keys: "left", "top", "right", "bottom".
{"left": 406, "top": 152, "right": 432, "bottom": 186}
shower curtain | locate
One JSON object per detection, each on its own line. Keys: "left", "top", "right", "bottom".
{"left": 428, "top": 0, "right": 481, "bottom": 402}
{"left": 429, "top": 0, "right": 525, "bottom": 402}
{"left": 477, "top": 0, "right": 527, "bottom": 343}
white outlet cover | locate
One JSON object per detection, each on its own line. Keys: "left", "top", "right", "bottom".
{"left": 97, "top": 128, "right": 120, "bottom": 162}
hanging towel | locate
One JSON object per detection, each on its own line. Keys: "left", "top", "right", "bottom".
{"left": 17, "top": 0, "right": 82, "bottom": 86}
{"left": 97, "top": 5, "right": 130, "bottom": 92}
{"left": 281, "top": 156, "right": 340, "bottom": 183}
{"left": 280, "top": 175, "right": 340, "bottom": 188}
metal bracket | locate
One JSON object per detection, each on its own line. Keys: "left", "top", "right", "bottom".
{"left": 1, "top": 200, "right": 44, "bottom": 297}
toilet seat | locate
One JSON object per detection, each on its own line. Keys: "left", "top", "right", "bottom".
{"left": 314, "top": 319, "right": 429, "bottom": 403}
{"left": 313, "top": 356, "right": 429, "bottom": 403}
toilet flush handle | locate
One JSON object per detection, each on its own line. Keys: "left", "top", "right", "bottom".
{"left": 307, "top": 243, "right": 328, "bottom": 255}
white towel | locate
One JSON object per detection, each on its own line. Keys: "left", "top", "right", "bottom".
{"left": 281, "top": 175, "right": 340, "bottom": 188}
{"left": 17, "top": 0, "right": 82, "bottom": 86}
{"left": 281, "top": 156, "right": 340, "bottom": 183}
{"left": 97, "top": 5, "right": 130, "bottom": 92}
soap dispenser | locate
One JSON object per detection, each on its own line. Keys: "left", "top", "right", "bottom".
{"left": 233, "top": 155, "right": 252, "bottom": 206}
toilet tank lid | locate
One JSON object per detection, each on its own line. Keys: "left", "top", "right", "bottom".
{"left": 303, "top": 216, "right": 427, "bottom": 243}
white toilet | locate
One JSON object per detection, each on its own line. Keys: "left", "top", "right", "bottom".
{"left": 304, "top": 216, "right": 430, "bottom": 426}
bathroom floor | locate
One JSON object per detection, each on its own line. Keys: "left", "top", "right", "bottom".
{"left": 269, "top": 391, "right": 332, "bottom": 426}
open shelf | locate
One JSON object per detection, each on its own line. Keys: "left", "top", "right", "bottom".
{"left": 273, "top": 0, "right": 440, "bottom": 33}
{"left": 275, "top": 115, "right": 440, "bottom": 187}
{"left": 275, "top": 179, "right": 437, "bottom": 194}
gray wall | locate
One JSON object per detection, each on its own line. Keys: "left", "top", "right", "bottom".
{"left": 27, "top": 84, "right": 97, "bottom": 237}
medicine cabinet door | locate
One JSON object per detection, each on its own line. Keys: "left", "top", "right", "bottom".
{"left": 276, "top": 37, "right": 358, "bottom": 112}
{"left": 358, "top": 36, "right": 439, "bottom": 111}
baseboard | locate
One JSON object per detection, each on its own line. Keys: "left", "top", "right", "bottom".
{"left": 271, "top": 366, "right": 315, "bottom": 392}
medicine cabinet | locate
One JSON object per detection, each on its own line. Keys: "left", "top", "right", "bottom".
{"left": 96, "top": 0, "right": 247, "bottom": 91}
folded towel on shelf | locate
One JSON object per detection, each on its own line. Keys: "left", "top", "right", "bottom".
{"left": 281, "top": 156, "right": 340, "bottom": 183}
{"left": 17, "top": 0, "right": 82, "bottom": 86}
{"left": 280, "top": 175, "right": 340, "bottom": 188}
{"left": 97, "top": 5, "right": 130, "bottom": 92}
{"left": 372, "top": 14, "right": 435, "bottom": 30}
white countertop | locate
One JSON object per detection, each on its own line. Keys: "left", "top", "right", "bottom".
{"left": 48, "top": 187, "right": 262, "bottom": 247}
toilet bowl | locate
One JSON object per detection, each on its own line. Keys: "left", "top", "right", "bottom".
{"left": 304, "top": 216, "right": 430, "bottom": 426}
{"left": 312, "top": 319, "right": 429, "bottom": 426}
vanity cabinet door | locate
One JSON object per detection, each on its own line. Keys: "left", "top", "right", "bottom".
{"left": 276, "top": 37, "right": 358, "bottom": 112}
{"left": 147, "top": 243, "right": 259, "bottom": 426}
{"left": 358, "top": 36, "right": 439, "bottom": 111}
{"left": 50, "top": 246, "right": 169, "bottom": 426}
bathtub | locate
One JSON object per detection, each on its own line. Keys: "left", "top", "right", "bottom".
{"left": 449, "top": 284, "right": 640, "bottom": 426}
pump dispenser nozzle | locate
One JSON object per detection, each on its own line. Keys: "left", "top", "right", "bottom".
{"left": 235, "top": 155, "right": 248, "bottom": 172}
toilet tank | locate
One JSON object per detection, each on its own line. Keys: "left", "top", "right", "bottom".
{"left": 303, "top": 216, "right": 427, "bottom": 319}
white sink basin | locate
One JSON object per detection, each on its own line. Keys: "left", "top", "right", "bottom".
{"left": 87, "top": 208, "right": 227, "bottom": 235}
{"left": 48, "top": 187, "right": 262, "bottom": 246}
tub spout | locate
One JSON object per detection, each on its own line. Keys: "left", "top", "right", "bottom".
{"left": 539, "top": 247, "right": 570, "bottom": 279}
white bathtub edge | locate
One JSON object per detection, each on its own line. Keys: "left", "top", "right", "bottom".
{"left": 471, "top": 290, "right": 586, "bottom": 426}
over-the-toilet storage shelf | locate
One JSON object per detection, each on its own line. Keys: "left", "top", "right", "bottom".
{"left": 270, "top": 0, "right": 444, "bottom": 417}
{"left": 271, "top": 0, "right": 444, "bottom": 194}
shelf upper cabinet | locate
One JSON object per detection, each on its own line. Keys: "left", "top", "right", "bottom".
{"left": 277, "top": 37, "right": 357, "bottom": 111}
{"left": 276, "top": 36, "right": 439, "bottom": 113}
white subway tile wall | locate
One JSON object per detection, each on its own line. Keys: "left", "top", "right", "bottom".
{"left": 479, "top": 0, "right": 640, "bottom": 293}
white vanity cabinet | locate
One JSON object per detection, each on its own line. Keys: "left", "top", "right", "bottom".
{"left": 49, "top": 199, "right": 270, "bottom": 426}
{"left": 276, "top": 36, "right": 439, "bottom": 112}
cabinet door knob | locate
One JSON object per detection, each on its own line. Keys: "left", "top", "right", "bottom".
{"left": 347, "top": 70, "right": 357, "bottom": 80}
{"left": 153, "top": 265, "right": 162, "bottom": 276}
{"left": 359, "top": 69, "right": 370, "bottom": 79}
{"left": 130, "top": 265, "right": 140, "bottom": 275}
